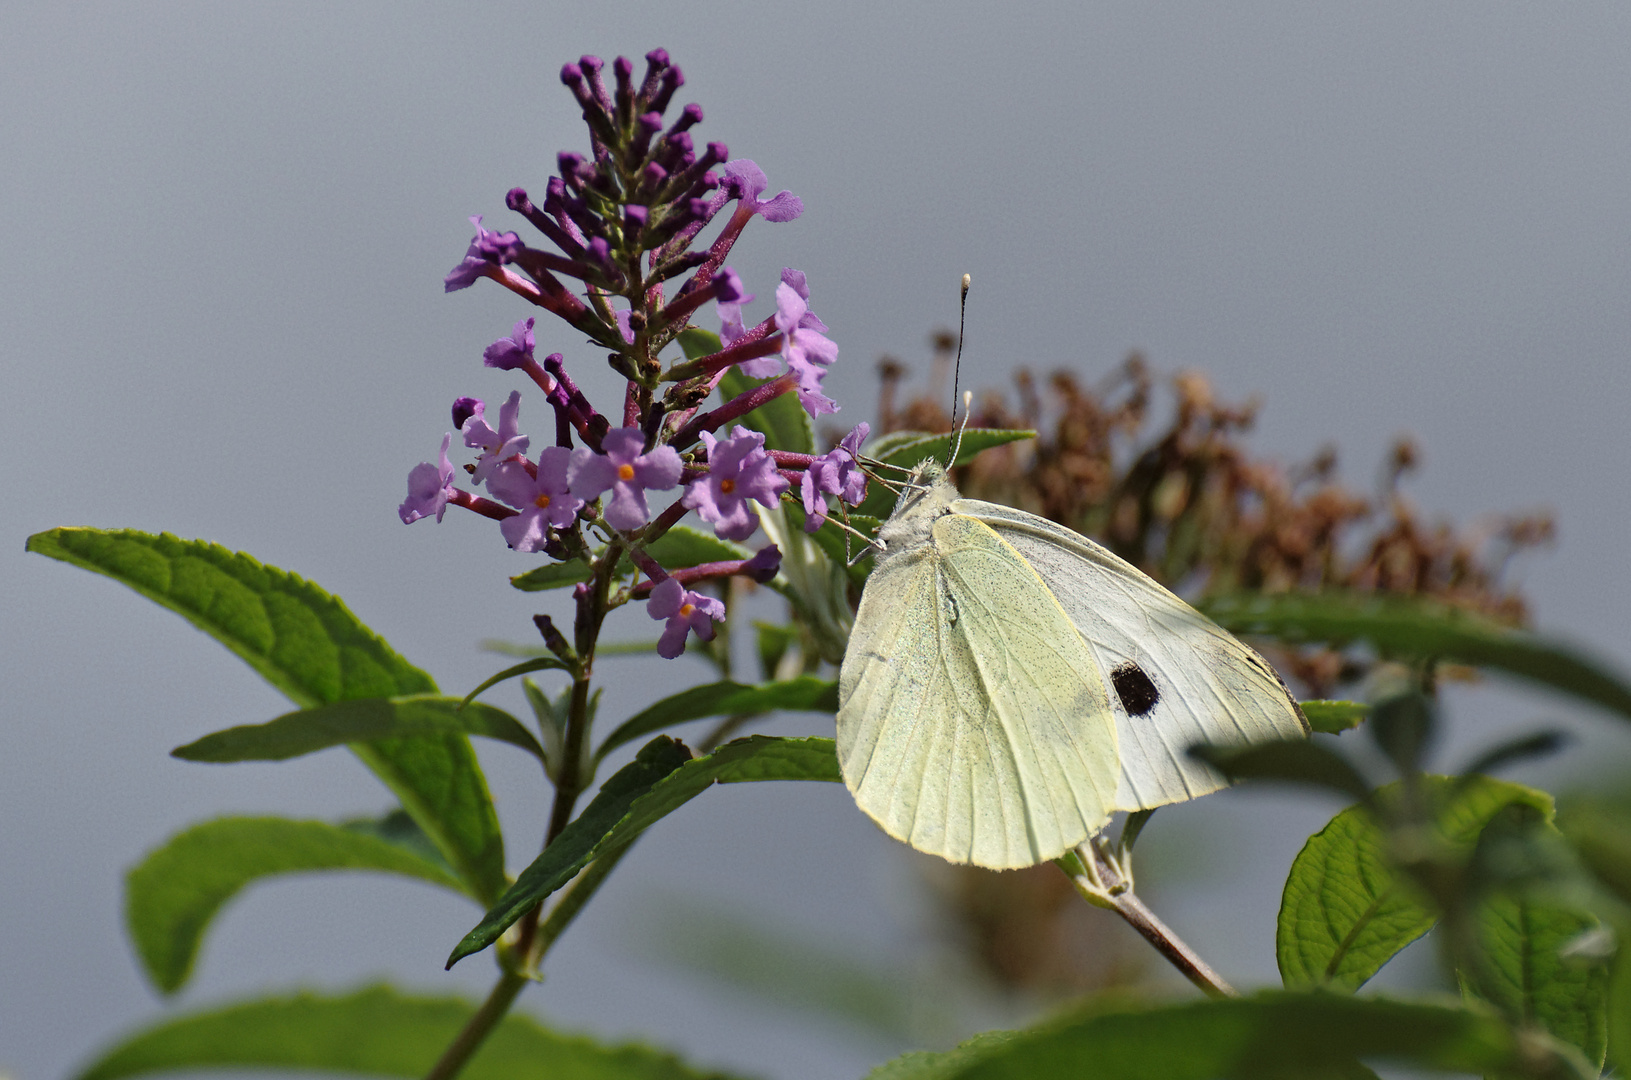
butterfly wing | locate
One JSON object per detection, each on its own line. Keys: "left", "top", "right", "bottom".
{"left": 959, "top": 498, "right": 1309, "bottom": 812}
{"left": 837, "top": 511, "right": 1120, "bottom": 869}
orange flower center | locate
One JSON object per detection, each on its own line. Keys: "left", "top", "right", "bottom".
{"left": 617, "top": 463, "right": 636, "bottom": 482}
{"left": 534, "top": 493, "right": 552, "bottom": 509}
{"left": 719, "top": 478, "right": 736, "bottom": 494}
{"left": 679, "top": 602, "right": 695, "bottom": 618}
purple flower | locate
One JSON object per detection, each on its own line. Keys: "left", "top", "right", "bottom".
{"left": 462, "top": 390, "right": 531, "bottom": 485}
{"left": 774, "top": 269, "right": 839, "bottom": 416}
{"left": 568, "top": 427, "right": 683, "bottom": 531}
{"left": 722, "top": 160, "right": 803, "bottom": 223}
{"left": 484, "top": 318, "right": 535, "bottom": 370}
{"left": 445, "top": 216, "right": 525, "bottom": 292}
{"left": 682, "top": 425, "right": 789, "bottom": 541}
{"left": 648, "top": 577, "right": 725, "bottom": 659}
{"left": 800, "top": 423, "right": 870, "bottom": 531}
{"left": 488, "top": 446, "right": 584, "bottom": 552}
{"left": 399, "top": 434, "right": 456, "bottom": 524}
{"left": 717, "top": 268, "right": 758, "bottom": 349}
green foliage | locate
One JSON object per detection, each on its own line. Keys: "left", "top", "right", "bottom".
{"left": 864, "top": 991, "right": 1594, "bottom": 1080}
{"left": 27, "top": 528, "right": 436, "bottom": 703}
{"left": 449, "top": 735, "right": 840, "bottom": 966}
{"left": 1277, "top": 776, "right": 1553, "bottom": 992}
{"left": 27, "top": 527, "right": 508, "bottom": 906}
{"left": 71, "top": 984, "right": 741, "bottom": 1080}
{"left": 595, "top": 676, "right": 838, "bottom": 760}
{"left": 171, "top": 695, "right": 546, "bottom": 765}
{"left": 510, "top": 526, "right": 748, "bottom": 592}
{"left": 853, "top": 429, "right": 1037, "bottom": 519}
{"left": 718, "top": 366, "right": 815, "bottom": 455}
{"left": 1204, "top": 591, "right": 1631, "bottom": 722}
{"left": 126, "top": 816, "right": 466, "bottom": 995}
{"left": 1301, "top": 700, "right": 1371, "bottom": 735}
{"left": 1465, "top": 896, "right": 1608, "bottom": 1071}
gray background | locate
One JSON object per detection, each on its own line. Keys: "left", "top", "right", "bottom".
{"left": 5, "top": 3, "right": 1630, "bottom": 1078}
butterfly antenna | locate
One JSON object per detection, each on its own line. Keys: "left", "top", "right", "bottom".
{"left": 947, "top": 274, "right": 972, "bottom": 468}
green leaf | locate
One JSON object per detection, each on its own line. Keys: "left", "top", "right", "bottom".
{"left": 449, "top": 735, "right": 840, "bottom": 967}
{"left": 595, "top": 677, "right": 838, "bottom": 761}
{"left": 1302, "top": 700, "right": 1371, "bottom": 735}
{"left": 1465, "top": 896, "right": 1608, "bottom": 1070}
{"left": 509, "top": 527, "right": 748, "bottom": 592}
{"left": 508, "top": 560, "right": 593, "bottom": 592}
{"left": 782, "top": 498, "right": 880, "bottom": 586}
{"left": 1557, "top": 798, "right": 1631, "bottom": 905}
{"left": 1278, "top": 775, "right": 1554, "bottom": 992}
{"left": 71, "top": 983, "right": 741, "bottom": 1080}
{"left": 448, "top": 736, "right": 695, "bottom": 967}
{"left": 677, "top": 325, "right": 723, "bottom": 361}
{"left": 27, "top": 528, "right": 507, "bottom": 908}
{"left": 1204, "top": 591, "right": 1631, "bottom": 723}
{"left": 1191, "top": 740, "right": 1372, "bottom": 801}
{"left": 27, "top": 528, "right": 436, "bottom": 703}
{"left": 865, "top": 990, "right": 1594, "bottom": 1080}
{"left": 171, "top": 695, "right": 546, "bottom": 765}
{"left": 717, "top": 367, "right": 814, "bottom": 454}
{"left": 854, "top": 429, "right": 1037, "bottom": 518}
{"left": 125, "top": 817, "right": 466, "bottom": 995}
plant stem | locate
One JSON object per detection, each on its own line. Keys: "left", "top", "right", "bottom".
{"left": 422, "top": 971, "right": 528, "bottom": 1080}
{"left": 1065, "top": 838, "right": 1236, "bottom": 998}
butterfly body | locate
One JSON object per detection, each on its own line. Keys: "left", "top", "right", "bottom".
{"left": 836, "top": 461, "right": 1308, "bottom": 869}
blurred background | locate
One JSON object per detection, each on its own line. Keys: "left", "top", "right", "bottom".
{"left": 5, "top": 3, "right": 1630, "bottom": 1078}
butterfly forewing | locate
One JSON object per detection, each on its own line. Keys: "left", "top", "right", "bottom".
{"left": 837, "top": 511, "right": 1119, "bottom": 868}
{"left": 959, "top": 498, "right": 1309, "bottom": 812}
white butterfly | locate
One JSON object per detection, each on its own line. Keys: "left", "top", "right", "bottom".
{"left": 836, "top": 460, "right": 1309, "bottom": 869}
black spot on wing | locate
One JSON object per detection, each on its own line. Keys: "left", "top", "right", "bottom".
{"left": 1111, "top": 662, "right": 1160, "bottom": 717}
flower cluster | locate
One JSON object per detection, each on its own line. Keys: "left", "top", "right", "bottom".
{"left": 399, "top": 49, "right": 869, "bottom": 658}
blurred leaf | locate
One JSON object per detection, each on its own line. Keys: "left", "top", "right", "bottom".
{"left": 450, "top": 735, "right": 840, "bottom": 967}
{"left": 866, "top": 990, "right": 1593, "bottom": 1080}
{"left": 1191, "top": 740, "right": 1372, "bottom": 801}
{"left": 340, "top": 808, "right": 451, "bottom": 870}
{"left": 676, "top": 326, "right": 723, "bottom": 360}
{"left": 26, "top": 528, "right": 506, "bottom": 908}
{"left": 171, "top": 696, "right": 545, "bottom": 765}
{"left": 1456, "top": 730, "right": 1569, "bottom": 782}
{"left": 1609, "top": 929, "right": 1631, "bottom": 1075}
{"left": 1368, "top": 693, "right": 1435, "bottom": 775}
{"left": 510, "top": 527, "right": 748, "bottom": 592}
{"left": 1302, "top": 700, "right": 1371, "bottom": 735}
{"left": 854, "top": 429, "right": 1037, "bottom": 518}
{"left": 783, "top": 498, "right": 880, "bottom": 586}
{"left": 1464, "top": 896, "right": 1608, "bottom": 1070}
{"left": 71, "top": 983, "right": 740, "bottom": 1080}
{"left": 718, "top": 367, "right": 814, "bottom": 455}
{"left": 125, "top": 817, "right": 466, "bottom": 995}
{"left": 1278, "top": 775, "right": 1554, "bottom": 992}
{"left": 1557, "top": 798, "right": 1631, "bottom": 905}
{"left": 641, "top": 898, "right": 928, "bottom": 1044}
{"left": 596, "top": 677, "right": 838, "bottom": 761}
{"left": 1204, "top": 592, "right": 1631, "bottom": 723}
{"left": 754, "top": 621, "right": 799, "bottom": 680}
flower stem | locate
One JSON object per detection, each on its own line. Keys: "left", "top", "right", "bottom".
{"left": 1063, "top": 838, "right": 1236, "bottom": 998}
{"left": 421, "top": 971, "right": 528, "bottom": 1080}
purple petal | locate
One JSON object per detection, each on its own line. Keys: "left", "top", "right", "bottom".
{"left": 603, "top": 482, "right": 652, "bottom": 530}
{"left": 648, "top": 577, "right": 684, "bottom": 619}
{"left": 744, "top": 545, "right": 782, "bottom": 582}
{"left": 756, "top": 191, "right": 803, "bottom": 222}
{"left": 736, "top": 355, "right": 783, "bottom": 379}
{"left": 485, "top": 460, "right": 536, "bottom": 509}
{"left": 567, "top": 449, "right": 619, "bottom": 499}
{"left": 723, "top": 159, "right": 768, "bottom": 200}
{"left": 656, "top": 620, "right": 689, "bottom": 659}
{"left": 633, "top": 444, "right": 683, "bottom": 490}
{"left": 780, "top": 268, "right": 809, "bottom": 299}
{"left": 500, "top": 509, "right": 549, "bottom": 552}
{"left": 600, "top": 428, "right": 647, "bottom": 464}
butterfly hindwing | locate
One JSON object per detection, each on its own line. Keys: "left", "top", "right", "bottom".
{"left": 960, "top": 498, "right": 1309, "bottom": 812}
{"left": 837, "top": 511, "right": 1120, "bottom": 868}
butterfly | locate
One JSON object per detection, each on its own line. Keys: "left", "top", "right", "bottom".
{"left": 835, "top": 460, "right": 1309, "bottom": 869}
